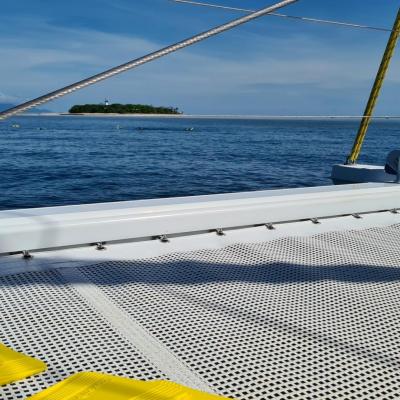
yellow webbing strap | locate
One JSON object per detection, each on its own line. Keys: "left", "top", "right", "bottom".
{"left": 0, "top": 344, "right": 46, "bottom": 385}
{"left": 347, "top": 7, "right": 400, "bottom": 164}
{"left": 29, "top": 372, "right": 230, "bottom": 400}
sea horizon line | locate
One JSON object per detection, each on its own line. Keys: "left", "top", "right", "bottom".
{"left": 17, "top": 113, "right": 400, "bottom": 120}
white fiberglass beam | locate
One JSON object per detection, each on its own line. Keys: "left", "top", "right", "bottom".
{"left": 0, "top": 0, "right": 298, "bottom": 120}
{"left": 1, "top": 183, "right": 400, "bottom": 255}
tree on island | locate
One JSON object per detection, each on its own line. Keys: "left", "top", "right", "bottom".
{"left": 69, "top": 103, "right": 181, "bottom": 115}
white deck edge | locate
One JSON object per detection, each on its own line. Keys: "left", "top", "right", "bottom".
{"left": 1, "top": 183, "right": 400, "bottom": 255}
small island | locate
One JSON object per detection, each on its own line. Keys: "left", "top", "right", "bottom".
{"left": 69, "top": 103, "right": 181, "bottom": 115}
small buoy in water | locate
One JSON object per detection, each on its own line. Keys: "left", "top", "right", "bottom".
{"left": 11, "top": 124, "right": 20, "bottom": 128}
{"left": 116, "top": 124, "right": 121, "bottom": 130}
{"left": 185, "top": 127, "right": 194, "bottom": 132}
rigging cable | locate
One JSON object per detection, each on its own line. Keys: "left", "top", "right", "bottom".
{"left": 347, "top": 8, "right": 400, "bottom": 164}
{"left": 172, "top": 0, "right": 393, "bottom": 33}
{"left": 0, "top": 0, "right": 299, "bottom": 120}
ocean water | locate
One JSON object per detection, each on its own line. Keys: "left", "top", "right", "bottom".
{"left": 0, "top": 116, "right": 399, "bottom": 211}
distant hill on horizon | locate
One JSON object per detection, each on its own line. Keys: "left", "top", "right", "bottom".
{"left": 69, "top": 103, "right": 181, "bottom": 115}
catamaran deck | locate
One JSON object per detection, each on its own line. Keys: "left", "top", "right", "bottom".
{"left": 2, "top": 184, "right": 400, "bottom": 399}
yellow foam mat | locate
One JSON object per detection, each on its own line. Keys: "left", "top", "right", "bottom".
{"left": 0, "top": 344, "right": 46, "bottom": 386}
{"left": 29, "top": 372, "right": 230, "bottom": 400}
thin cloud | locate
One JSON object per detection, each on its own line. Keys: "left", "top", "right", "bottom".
{"left": 0, "top": 15, "right": 397, "bottom": 115}
{"left": 0, "top": 91, "right": 17, "bottom": 104}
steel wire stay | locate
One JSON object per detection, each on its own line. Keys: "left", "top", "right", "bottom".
{"left": 173, "top": 0, "right": 393, "bottom": 33}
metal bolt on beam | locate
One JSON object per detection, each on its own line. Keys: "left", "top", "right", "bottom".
{"left": 22, "top": 251, "right": 33, "bottom": 260}
{"left": 158, "top": 235, "right": 170, "bottom": 243}
{"left": 96, "top": 242, "right": 107, "bottom": 251}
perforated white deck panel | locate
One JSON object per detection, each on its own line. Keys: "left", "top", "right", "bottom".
{"left": 2, "top": 224, "right": 400, "bottom": 399}
{"left": 0, "top": 270, "right": 165, "bottom": 399}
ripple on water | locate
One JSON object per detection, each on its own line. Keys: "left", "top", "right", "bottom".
{"left": 0, "top": 116, "right": 398, "bottom": 210}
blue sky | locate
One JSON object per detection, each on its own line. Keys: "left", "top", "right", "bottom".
{"left": 1, "top": 1, "right": 399, "bottom": 115}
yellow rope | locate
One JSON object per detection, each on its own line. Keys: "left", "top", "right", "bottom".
{"left": 347, "top": 8, "right": 400, "bottom": 164}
